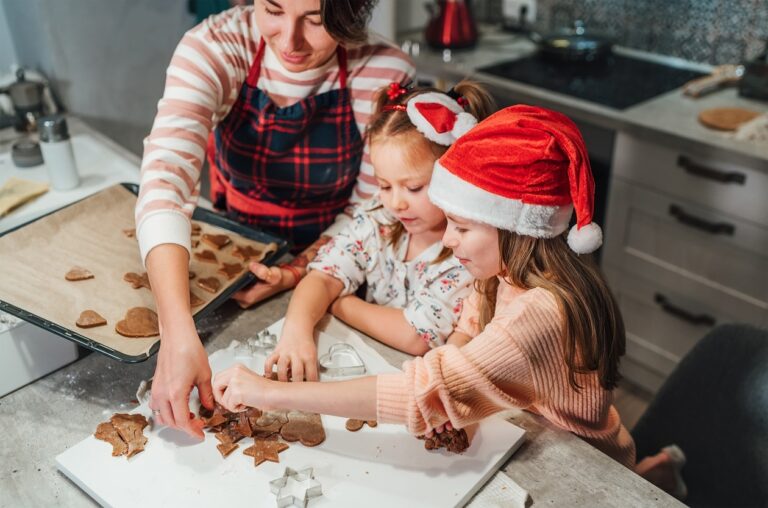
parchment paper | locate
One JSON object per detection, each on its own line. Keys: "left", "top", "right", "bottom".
{"left": 0, "top": 185, "right": 277, "bottom": 359}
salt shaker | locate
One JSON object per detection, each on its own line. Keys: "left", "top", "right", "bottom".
{"left": 38, "top": 114, "right": 79, "bottom": 190}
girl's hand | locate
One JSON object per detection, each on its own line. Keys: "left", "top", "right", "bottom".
{"left": 213, "top": 363, "right": 272, "bottom": 413}
{"left": 232, "top": 262, "right": 298, "bottom": 309}
{"left": 264, "top": 327, "right": 319, "bottom": 382}
{"left": 425, "top": 421, "right": 454, "bottom": 439}
{"left": 328, "top": 294, "right": 361, "bottom": 321}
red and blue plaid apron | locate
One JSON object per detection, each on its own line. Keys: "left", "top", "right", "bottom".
{"left": 208, "top": 38, "right": 363, "bottom": 251}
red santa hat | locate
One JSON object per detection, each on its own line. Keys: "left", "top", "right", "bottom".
{"left": 428, "top": 104, "right": 602, "bottom": 254}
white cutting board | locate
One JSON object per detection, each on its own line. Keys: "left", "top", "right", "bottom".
{"left": 57, "top": 319, "right": 526, "bottom": 507}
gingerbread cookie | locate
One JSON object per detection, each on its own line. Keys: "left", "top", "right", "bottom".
{"left": 189, "top": 291, "right": 205, "bottom": 308}
{"left": 216, "top": 442, "right": 239, "bottom": 458}
{"left": 243, "top": 437, "right": 289, "bottom": 466}
{"left": 191, "top": 239, "right": 200, "bottom": 248}
{"left": 201, "top": 233, "right": 231, "bottom": 250}
{"left": 231, "top": 245, "right": 263, "bottom": 262}
{"left": 191, "top": 223, "right": 202, "bottom": 236}
{"left": 65, "top": 266, "right": 94, "bottom": 281}
{"left": 280, "top": 411, "right": 326, "bottom": 447}
{"left": 217, "top": 262, "right": 243, "bottom": 280}
{"left": 122, "top": 228, "right": 135, "bottom": 238}
{"left": 196, "top": 277, "right": 221, "bottom": 294}
{"left": 194, "top": 250, "right": 218, "bottom": 264}
{"left": 115, "top": 307, "right": 159, "bottom": 338}
{"left": 76, "top": 310, "right": 107, "bottom": 329}
{"left": 345, "top": 419, "right": 378, "bottom": 432}
{"left": 123, "top": 272, "right": 151, "bottom": 290}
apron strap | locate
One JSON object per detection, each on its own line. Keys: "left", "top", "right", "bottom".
{"left": 246, "top": 38, "right": 349, "bottom": 89}
{"left": 245, "top": 38, "right": 267, "bottom": 88}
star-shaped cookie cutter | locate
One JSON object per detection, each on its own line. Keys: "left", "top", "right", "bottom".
{"left": 269, "top": 467, "right": 323, "bottom": 507}
{"left": 318, "top": 343, "right": 366, "bottom": 377}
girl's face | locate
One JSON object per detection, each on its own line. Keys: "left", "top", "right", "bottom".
{"left": 442, "top": 214, "right": 501, "bottom": 279}
{"left": 255, "top": 0, "right": 339, "bottom": 72}
{"left": 371, "top": 138, "right": 447, "bottom": 237}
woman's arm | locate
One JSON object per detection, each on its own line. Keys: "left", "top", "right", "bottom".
{"left": 330, "top": 296, "right": 429, "bottom": 355}
{"left": 145, "top": 244, "right": 213, "bottom": 439}
{"left": 264, "top": 270, "right": 345, "bottom": 382}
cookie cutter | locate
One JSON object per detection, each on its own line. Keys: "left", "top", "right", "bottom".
{"left": 247, "top": 328, "right": 278, "bottom": 355}
{"left": 269, "top": 467, "right": 322, "bottom": 508}
{"left": 318, "top": 343, "right": 366, "bottom": 377}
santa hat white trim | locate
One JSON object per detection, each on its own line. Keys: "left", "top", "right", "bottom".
{"left": 406, "top": 92, "right": 477, "bottom": 146}
{"left": 429, "top": 161, "right": 574, "bottom": 238}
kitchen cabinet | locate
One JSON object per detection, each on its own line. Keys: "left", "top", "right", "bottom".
{"left": 603, "top": 132, "right": 768, "bottom": 393}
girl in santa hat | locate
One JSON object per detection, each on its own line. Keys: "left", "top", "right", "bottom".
{"left": 213, "top": 104, "right": 685, "bottom": 498}
{"left": 261, "top": 81, "right": 496, "bottom": 384}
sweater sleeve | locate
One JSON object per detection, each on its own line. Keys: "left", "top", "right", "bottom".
{"left": 135, "top": 8, "right": 255, "bottom": 264}
{"left": 376, "top": 302, "right": 544, "bottom": 434}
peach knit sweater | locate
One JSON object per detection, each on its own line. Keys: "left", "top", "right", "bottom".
{"left": 376, "top": 281, "right": 636, "bottom": 468}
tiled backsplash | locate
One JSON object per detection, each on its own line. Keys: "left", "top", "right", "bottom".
{"left": 485, "top": 0, "right": 767, "bottom": 65}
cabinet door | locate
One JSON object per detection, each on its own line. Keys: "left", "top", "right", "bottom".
{"left": 603, "top": 178, "right": 768, "bottom": 312}
{"left": 612, "top": 133, "right": 768, "bottom": 226}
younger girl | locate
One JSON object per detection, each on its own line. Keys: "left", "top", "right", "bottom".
{"left": 212, "top": 105, "right": 683, "bottom": 495}
{"left": 264, "top": 82, "right": 495, "bottom": 382}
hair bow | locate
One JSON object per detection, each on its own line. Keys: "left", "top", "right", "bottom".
{"left": 386, "top": 82, "right": 408, "bottom": 101}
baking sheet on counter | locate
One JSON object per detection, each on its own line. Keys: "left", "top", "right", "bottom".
{"left": 0, "top": 184, "right": 288, "bottom": 362}
{"left": 57, "top": 318, "right": 527, "bottom": 508}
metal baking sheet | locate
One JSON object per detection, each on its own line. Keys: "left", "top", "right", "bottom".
{"left": 0, "top": 183, "right": 289, "bottom": 363}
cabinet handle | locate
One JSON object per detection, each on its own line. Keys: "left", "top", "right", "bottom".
{"left": 677, "top": 156, "right": 746, "bottom": 185}
{"left": 669, "top": 205, "right": 735, "bottom": 235}
{"left": 654, "top": 293, "right": 716, "bottom": 327}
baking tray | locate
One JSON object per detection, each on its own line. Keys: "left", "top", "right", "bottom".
{"left": 0, "top": 183, "right": 289, "bottom": 363}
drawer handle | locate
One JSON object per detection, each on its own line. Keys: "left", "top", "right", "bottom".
{"left": 678, "top": 156, "right": 746, "bottom": 185}
{"left": 669, "top": 205, "right": 735, "bottom": 235}
{"left": 654, "top": 293, "right": 716, "bottom": 327}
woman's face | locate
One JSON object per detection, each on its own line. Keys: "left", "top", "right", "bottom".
{"left": 372, "top": 138, "right": 447, "bottom": 238}
{"left": 441, "top": 214, "right": 501, "bottom": 279}
{"left": 255, "top": 0, "right": 339, "bottom": 72}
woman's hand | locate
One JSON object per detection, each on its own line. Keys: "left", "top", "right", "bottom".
{"left": 213, "top": 363, "right": 272, "bottom": 413}
{"left": 149, "top": 320, "right": 213, "bottom": 439}
{"left": 264, "top": 325, "right": 319, "bottom": 382}
{"left": 232, "top": 262, "right": 298, "bottom": 308}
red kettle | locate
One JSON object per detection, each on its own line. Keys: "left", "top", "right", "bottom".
{"left": 424, "top": 0, "right": 478, "bottom": 50}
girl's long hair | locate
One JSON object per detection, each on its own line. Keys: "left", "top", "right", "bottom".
{"left": 476, "top": 231, "right": 625, "bottom": 391}
{"left": 366, "top": 81, "right": 496, "bottom": 263}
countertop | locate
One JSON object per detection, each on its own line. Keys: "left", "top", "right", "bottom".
{"left": 0, "top": 291, "right": 682, "bottom": 507}
{"left": 406, "top": 28, "right": 768, "bottom": 170}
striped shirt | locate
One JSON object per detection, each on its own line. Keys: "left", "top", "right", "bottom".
{"left": 135, "top": 6, "right": 414, "bottom": 263}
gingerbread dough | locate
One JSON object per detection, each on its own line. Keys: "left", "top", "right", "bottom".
{"left": 115, "top": 307, "right": 159, "bottom": 338}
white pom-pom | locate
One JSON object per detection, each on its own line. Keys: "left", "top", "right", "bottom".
{"left": 567, "top": 222, "right": 603, "bottom": 254}
{"left": 451, "top": 112, "right": 477, "bottom": 140}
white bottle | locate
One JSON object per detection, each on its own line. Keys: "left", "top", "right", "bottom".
{"left": 39, "top": 115, "right": 79, "bottom": 190}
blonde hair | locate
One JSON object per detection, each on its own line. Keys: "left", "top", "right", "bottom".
{"left": 476, "top": 231, "right": 625, "bottom": 391}
{"left": 366, "top": 81, "right": 496, "bottom": 263}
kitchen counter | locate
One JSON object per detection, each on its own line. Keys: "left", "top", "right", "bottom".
{"left": 406, "top": 28, "right": 768, "bottom": 170}
{"left": 0, "top": 292, "right": 683, "bottom": 507}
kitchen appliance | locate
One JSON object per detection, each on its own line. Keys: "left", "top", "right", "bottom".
{"left": 424, "top": 0, "right": 478, "bottom": 50}
{"left": 739, "top": 40, "right": 768, "bottom": 101}
{"left": 479, "top": 52, "right": 706, "bottom": 110}
{"left": 531, "top": 21, "right": 614, "bottom": 63}
{"left": 0, "top": 69, "right": 45, "bottom": 132}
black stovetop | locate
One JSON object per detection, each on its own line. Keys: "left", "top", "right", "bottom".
{"left": 479, "top": 54, "right": 705, "bottom": 110}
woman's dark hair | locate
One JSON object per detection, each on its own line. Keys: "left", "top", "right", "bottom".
{"left": 321, "top": 0, "right": 378, "bottom": 44}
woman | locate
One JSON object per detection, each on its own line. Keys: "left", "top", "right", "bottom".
{"left": 137, "top": 0, "right": 413, "bottom": 438}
